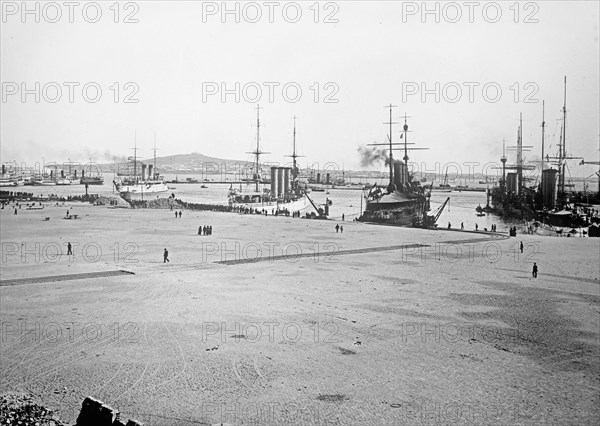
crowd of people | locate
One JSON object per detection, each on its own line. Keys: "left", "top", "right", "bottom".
{"left": 0, "top": 191, "right": 98, "bottom": 203}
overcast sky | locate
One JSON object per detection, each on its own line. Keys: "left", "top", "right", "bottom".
{"left": 1, "top": 1, "right": 599, "bottom": 177}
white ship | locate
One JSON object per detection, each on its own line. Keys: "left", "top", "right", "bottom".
{"left": 113, "top": 136, "right": 170, "bottom": 200}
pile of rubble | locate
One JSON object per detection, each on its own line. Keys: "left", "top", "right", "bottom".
{"left": 0, "top": 393, "right": 66, "bottom": 426}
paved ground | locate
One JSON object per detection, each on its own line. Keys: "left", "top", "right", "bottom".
{"left": 1, "top": 204, "right": 599, "bottom": 425}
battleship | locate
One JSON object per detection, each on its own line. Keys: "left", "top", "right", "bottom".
{"left": 227, "top": 107, "right": 313, "bottom": 215}
{"left": 358, "top": 106, "right": 445, "bottom": 228}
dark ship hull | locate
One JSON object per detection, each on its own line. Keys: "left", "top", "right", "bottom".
{"left": 359, "top": 161, "right": 431, "bottom": 227}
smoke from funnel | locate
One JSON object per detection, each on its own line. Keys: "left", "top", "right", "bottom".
{"left": 357, "top": 145, "right": 389, "bottom": 167}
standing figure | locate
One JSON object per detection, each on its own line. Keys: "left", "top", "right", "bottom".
{"left": 67, "top": 242, "right": 72, "bottom": 255}
{"left": 532, "top": 262, "right": 538, "bottom": 278}
{"left": 164, "top": 248, "right": 170, "bottom": 263}
{"left": 520, "top": 241, "right": 524, "bottom": 253}
{"left": 335, "top": 224, "right": 340, "bottom": 233}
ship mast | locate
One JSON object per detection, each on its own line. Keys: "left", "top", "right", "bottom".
{"left": 246, "top": 104, "right": 267, "bottom": 193}
{"left": 559, "top": 76, "right": 567, "bottom": 196}
{"left": 153, "top": 132, "right": 158, "bottom": 180}
{"left": 402, "top": 113, "right": 409, "bottom": 167}
{"left": 383, "top": 104, "right": 398, "bottom": 188}
{"left": 133, "top": 130, "right": 137, "bottom": 180}
{"left": 256, "top": 106, "right": 260, "bottom": 192}
{"left": 540, "top": 101, "right": 545, "bottom": 205}
{"left": 501, "top": 139, "right": 507, "bottom": 192}
{"left": 517, "top": 113, "right": 523, "bottom": 196}
{"left": 286, "top": 115, "right": 304, "bottom": 192}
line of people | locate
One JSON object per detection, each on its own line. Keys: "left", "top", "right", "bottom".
{"left": 198, "top": 225, "right": 213, "bottom": 236}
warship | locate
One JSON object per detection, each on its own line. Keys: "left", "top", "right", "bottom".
{"left": 489, "top": 77, "right": 598, "bottom": 232}
{"left": 227, "top": 107, "right": 311, "bottom": 214}
{"left": 358, "top": 106, "right": 445, "bottom": 228}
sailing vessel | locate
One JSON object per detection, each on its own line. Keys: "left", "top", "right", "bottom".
{"left": 358, "top": 106, "right": 435, "bottom": 227}
{"left": 227, "top": 108, "right": 311, "bottom": 214}
{"left": 113, "top": 134, "right": 169, "bottom": 200}
{"left": 438, "top": 170, "right": 451, "bottom": 189}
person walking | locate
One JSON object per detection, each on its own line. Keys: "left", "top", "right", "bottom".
{"left": 340, "top": 225, "right": 344, "bottom": 233}
{"left": 198, "top": 226, "right": 202, "bottom": 235}
{"left": 520, "top": 241, "right": 524, "bottom": 253}
{"left": 532, "top": 262, "right": 538, "bottom": 278}
{"left": 335, "top": 224, "right": 340, "bottom": 233}
{"left": 461, "top": 222, "right": 464, "bottom": 230}
{"left": 163, "top": 248, "right": 170, "bottom": 263}
{"left": 67, "top": 242, "right": 73, "bottom": 256}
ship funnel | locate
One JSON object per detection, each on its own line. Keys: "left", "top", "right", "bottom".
{"left": 81, "top": 170, "right": 85, "bottom": 178}
{"left": 141, "top": 164, "right": 147, "bottom": 180}
{"left": 277, "top": 168, "right": 284, "bottom": 197}
{"left": 316, "top": 173, "right": 321, "bottom": 183}
{"left": 271, "top": 167, "right": 278, "bottom": 196}
{"left": 326, "top": 173, "right": 330, "bottom": 185}
{"left": 283, "top": 167, "right": 291, "bottom": 196}
{"left": 542, "top": 169, "right": 558, "bottom": 209}
{"left": 393, "top": 161, "right": 406, "bottom": 189}
{"left": 148, "top": 164, "right": 154, "bottom": 180}
{"left": 506, "top": 173, "right": 517, "bottom": 193}
{"left": 1, "top": 165, "right": 5, "bottom": 175}
{"left": 74, "top": 170, "right": 78, "bottom": 178}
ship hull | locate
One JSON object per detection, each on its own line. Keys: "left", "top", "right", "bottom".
{"left": 359, "top": 189, "right": 429, "bottom": 227}
{"left": 80, "top": 177, "right": 104, "bottom": 185}
{"left": 117, "top": 182, "right": 170, "bottom": 200}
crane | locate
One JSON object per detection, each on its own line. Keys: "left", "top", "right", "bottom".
{"left": 424, "top": 197, "right": 450, "bottom": 228}
{"left": 580, "top": 160, "right": 600, "bottom": 194}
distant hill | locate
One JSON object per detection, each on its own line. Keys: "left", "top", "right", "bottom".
{"left": 100, "top": 152, "right": 253, "bottom": 174}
